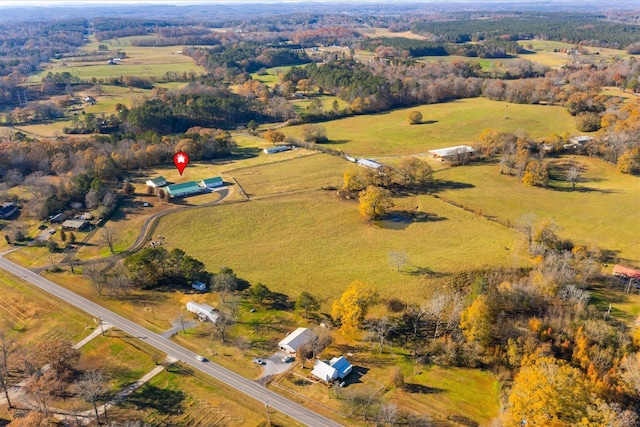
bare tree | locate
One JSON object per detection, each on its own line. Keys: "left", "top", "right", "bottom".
{"left": 100, "top": 226, "right": 117, "bottom": 254}
{"left": 566, "top": 164, "right": 581, "bottom": 191}
{"left": 212, "top": 268, "right": 238, "bottom": 302}
{"left": 376, "top": 402, "right": 399, "bottom": 426}
{"left": 74, "top": 369, "right": 109, "bottom": 424}
{"left": 85, "top": 263, "right": 107, "bottom": 296}
{"left": 427, "top": 292, "right": 450, "bottom": 340}
{"left": 234, "top": 336, "right": 252, "bottom": 356}
{"left": 209, "top": 310, "right": 236, "bottom": 343}
{"left": 365, "top": 317, "right": 396, "bottom": 353}
{"left": 175, "top": 311, "right": 187, "bottom": 333}
{"left": 104, "top": 263, "right": 132, "bottom": 299}
{"left": 0, "top": 334, "right": 15, "bottom": 408}
{"left": 388, "top": 251, "right": 409, "bottom": 272}
{"left": 405, "top": 303, "right": 428, "bottom": 341}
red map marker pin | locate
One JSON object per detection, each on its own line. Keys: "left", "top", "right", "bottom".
{"left": 173, "top": 151, "right": 189, "bottom": 176}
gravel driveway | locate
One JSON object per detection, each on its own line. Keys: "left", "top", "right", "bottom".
{"left": 257, "top": 351, "right": 294, "bottom": 382}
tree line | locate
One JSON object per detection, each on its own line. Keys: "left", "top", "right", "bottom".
{"left": 410, "top": 13, "right": 640, "bottom": 49}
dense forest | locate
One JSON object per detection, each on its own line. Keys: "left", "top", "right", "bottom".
{"left": 411, "top": 13, "right": 640, "bottom": 48}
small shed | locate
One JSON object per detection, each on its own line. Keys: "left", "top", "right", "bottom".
{"left": 279, "top": 327, "right": 316, "bottom": 354}
{"left": 145, "top": 176, "right": 167, "bottom": 188}
{"left": 49, "top": 213, "right": 64, "bottom": 223}
{"left": 264, "top": 145, "right": 291, "bottom": 154}
{"left": 186, "top": 301, "right": 220, "bottom": 323}
{"left": 165, "top": 181, "right": 204, "bottom": 198}
{"left": 0, "top": 203, "right": 17, "bottom": 219}
{"left": 199, "top": 177, "right": 223, "bottom": 189}
{"left": 61, "top": 219, "right": 90, "bottom": 231}
{"left": 191, "top": 281, "right": 207, "bottom": 291}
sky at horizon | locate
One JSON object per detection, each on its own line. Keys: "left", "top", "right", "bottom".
{"left": 0, "top": 0, "right": 615, "bottom": 4}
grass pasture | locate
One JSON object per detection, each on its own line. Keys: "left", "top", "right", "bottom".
{"left": 250, "top": 65, "right": 293, "bottom": 86}
{"left": 27, "top": 40, "right": 205, "bottom": 84}
{"left": 0, "top": 269, "right": 91, "bottom": 347}
{"left": 434, "top": 156, "right": 640, "bottom": 264}
{"left": 291, "top": 95, "right": 350, "bottom": 114}
{"left": 281, "top": 98, "right": 584, "bottom": 157}
{"left": 154, "top": 154, "right": 519, "bottom": 305}
{"left": 114, "top": 369, "right": 303, "bottom": 427}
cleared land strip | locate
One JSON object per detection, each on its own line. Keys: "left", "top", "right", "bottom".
{"left": 0, "top": 257, "right": 344, "bottom": 427}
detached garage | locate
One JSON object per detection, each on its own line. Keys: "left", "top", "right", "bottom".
{"left": 278, "top": 327, "right": 316, "bottom": 354}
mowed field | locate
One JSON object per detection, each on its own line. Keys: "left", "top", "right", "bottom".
{"left": 154, "top": 154, "right": 519, "bottom": 305}
{"left": 435, "top": 156, "right": 640, "bottom": 264}
{"left": 281, "top": 98, "right": 585, "bottom": 157}
{"left": 27, "top": 36, "right": 205, "bottom": 83}
{"left": 0, "top": 269, "right": 91, "bottom": 347}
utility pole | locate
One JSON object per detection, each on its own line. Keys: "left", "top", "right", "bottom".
{"left": 265, "top": 401, "right": 271, "bottom": 425}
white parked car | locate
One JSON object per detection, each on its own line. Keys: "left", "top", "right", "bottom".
{"left": 282, "top": 355, "right": 294, "bottom": 363}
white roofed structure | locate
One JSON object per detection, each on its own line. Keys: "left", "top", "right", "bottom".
{"left": 356, "top": 158, "right": 382, "bottom": 169}
{"left": 278, "top": 327, "right": 316, "bottom": 354}
{"left": 311, "top": 356, "right": 353, "bottom": 383}
{"left": 186, "top": 301, "right": 220, "bottom": 323}
{"left": 428, "top": 145, "right": 476, "bottom": 163}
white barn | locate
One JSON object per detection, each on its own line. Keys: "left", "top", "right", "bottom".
{"left": 356, "top": 158, "right": 382, "bottom": 169}
{"left": 186, "top": 301, "right": 220, "bottom": 323}
{"left": 278, "top": 327, "right": 316, "bottom": 354}
{"left": 264, "top": 145, "right": 291, "bottom": 154}
{"left": 145, "top": 176, "right": 167, "bottom": 188}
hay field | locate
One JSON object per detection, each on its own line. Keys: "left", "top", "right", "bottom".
{"left": 281, "top": 98, "right": 585, "bottom": 157}
{"left": 154, "top": 154, "right": 518, "bottom": 305}
{"left": 434, "top": 157, "right": 640, "bottom": 264}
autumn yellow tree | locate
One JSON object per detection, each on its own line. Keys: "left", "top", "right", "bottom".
{"left": 522, "top": 159, "right": 550, "bottom": 187}
{"left": 460, "top": 295, "right": 491, "bottom": 346}
{"left": 617, "top": 147, "right": 640, "bottom": 174}
{"left": 358, "top": 186, "right": 393, "bottom": 220}
{"left": 331, "top": 280, "right": 378, "bottom": 334}
{"left": 505, "top": 356, "right": 591, "bottom": 426}
{"left": 343, "top": 170, "right": 363, "bottom": 192}
{"left": 263, "top": 129, "right": 285, "bottom": 145}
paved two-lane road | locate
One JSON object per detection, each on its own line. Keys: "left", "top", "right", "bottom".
{"left": 0, "top": 257, "right": 343, "bottom": 427}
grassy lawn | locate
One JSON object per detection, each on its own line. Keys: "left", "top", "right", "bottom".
{"left": 434, "top": 156, "right": 640, "bottom": 264}
{"left": 280, "top": 98, "right": 584, "bottom": 157}
{"left": 0, "top": 269, "right": 91, "bottom": 346}
{"left": 113, "top": 369, "right": 304, "bottom": 427}
{"left": 154, "top": 154, "right": 519, "bottom": 306}
{"left": 41, "top": 270, "right": 175, "bottom": 334}
{"left": 275, "top": 338, "right": 498, "bottom": 426}
{"left": 392, "top": 364, "right": 499, "bottom": 425}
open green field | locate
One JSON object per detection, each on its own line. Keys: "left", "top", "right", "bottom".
{"left": 114, "top": 369, "right": 303, "bottom": 427}
{"left": 250, "top": 65, "right": 293, "bottom": 86}
{"left": 27, "top": 39, "right": 205, "bottom": 83}
{"left": 281, "top": 98, "right": 586, "bottom": 157}
{"left": 435, "top": 156, "right": 640, "bottom": 264}
{"left": 390, "top": 363, "right": 499, "bottom": 425}
{"left": 154, "top": 154, "right": 519, "bottom": 305}
{"left": 0, "top": 269, "right": 91, "bottom": 347}
{"left": 292, "top": 95, "right": 350, "bottom": 114}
